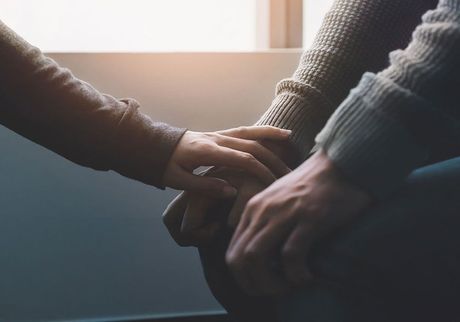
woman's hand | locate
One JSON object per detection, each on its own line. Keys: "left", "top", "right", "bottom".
{"left": 163, "top": 126, "right": 291, "bottom": 197}
{"left": 163, "top": 137, "right": 300, "bottom": 247}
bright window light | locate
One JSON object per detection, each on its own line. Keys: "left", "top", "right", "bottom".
{"left": 303, "top": 0, "right": 335, "bottom": 48}
{"left": 0, "top": 0, "right": 257, "bottom": 52}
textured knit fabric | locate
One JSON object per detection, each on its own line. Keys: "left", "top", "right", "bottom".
{"left": 0, "top": 20, "right": 186, "bottom": 188}
{"left": 257, "top": 0, "right": 460, "bottom": 198}
{"left": 257, "top": 0, "right": 438, "bottom": 159}
{"left": 316, "top": 0, "right": 460, "bottom": 198}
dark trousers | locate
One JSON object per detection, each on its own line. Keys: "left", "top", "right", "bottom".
{"left": 199, "top": 157, "right": 460, "bottom": 322}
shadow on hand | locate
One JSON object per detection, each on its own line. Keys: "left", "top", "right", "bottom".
{"left": 198, "top": 202, "right": 279, "bottom": 322}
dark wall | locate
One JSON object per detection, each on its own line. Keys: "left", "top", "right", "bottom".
{"left": 0, "top": 127, "right": 222, "bottom": 322}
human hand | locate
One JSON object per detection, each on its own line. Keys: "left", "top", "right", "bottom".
{"left": 163, "top": 126, "right": 291, "bottom": 197}
{"left": 163, "top": 139, "right": 300, "bottom": 247}
{"left": 163, "top": 168, "right": 266, "bottom": 246}
{"left": 226, "top": 149, "right": 372, "bottom": 295}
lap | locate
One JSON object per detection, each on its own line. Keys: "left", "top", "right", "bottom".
{"left": 279, "top": 157, "right": 460, "bottom": 321}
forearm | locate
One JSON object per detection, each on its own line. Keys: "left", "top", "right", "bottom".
{"left": 315, "top": 0, "right": 460, "bottom": 198}
{"left": 0, "top": 20, "right": 186, "bottom": 188}
{"left": 257, "top": 0, "right": 436, "bottom": 160}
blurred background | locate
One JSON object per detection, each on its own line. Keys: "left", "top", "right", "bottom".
{"left": 0, "top": 1, "right": 333, "bottom": 321}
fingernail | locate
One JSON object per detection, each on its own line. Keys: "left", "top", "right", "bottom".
{"left": 223, "top": 186, "right": 237, "bottom": 198}
{"left": 282, "top": 129, "right": 292, "bottom": 136}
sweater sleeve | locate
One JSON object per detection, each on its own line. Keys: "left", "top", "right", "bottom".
{"left": 0, "top": 20, "right": 186, "bottom": 188}
{"left": 257, "top": 0, "right": 436, "bottom": 160}
{"left": 315, "top": 0, "right": 460, "bottom": 199}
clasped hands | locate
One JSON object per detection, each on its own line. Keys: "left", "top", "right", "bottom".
{"left": 164, "top": 127, "right": 372, "bottom": 296}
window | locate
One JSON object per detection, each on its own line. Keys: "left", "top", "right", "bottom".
{"left": 1, "top": 0, "right": 258, "bottom": 52}
{"left": 1, "top": 0, "right": 335, "bottom": 52}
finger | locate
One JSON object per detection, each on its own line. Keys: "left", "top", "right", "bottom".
{"left": 181, "top": 194, "right": 218, "bottom": 232}
{"left": 226, "top": 203, "right": 292, "bottom": 295}
{"left": 204, "top": 146, "right": 276, "bottom": 185}
{"left": 227, "top": 183, "right": 260, "bottom": 228}
{"left": 239, "top": 216, "right": 297, "bottom": 295}
{"left": 281, "top": 223, "right": 316, "bottom": 286}
{"left": 225, "top": 203, "right": 262, "bottom": 294}
{"left": 217, "top": 136, "right": 291, "bottom": 177}
{"left": 167, "top": 167, "right": 238, "bottom": 198}
{"left": 228, "top": 207, "right": 252, "bottom": 251}
{"left": 225, "top": 223, "right": 261, "bottom": 295}
{"left": 217, "top": 126, "right": 291, "bottom": 141}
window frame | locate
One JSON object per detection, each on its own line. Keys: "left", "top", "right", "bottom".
{"left": 256, "top": 0, "right": 303, "bottom": 49}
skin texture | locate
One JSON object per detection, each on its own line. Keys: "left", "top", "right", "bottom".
{"left": 163, "top": 168, "right": 267, "bottom": 246}
{"left": 162, "top": 139, "right": 300, "bottom": 247}
{"left": 163, "top": 126, "right": 291, "bottom": 197}
{"left": 226, "top": 149, "right": 372, "bottom": 296}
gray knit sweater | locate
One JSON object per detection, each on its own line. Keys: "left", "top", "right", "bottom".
{"left": 2, "top": 1, "right": 459, "bottom": 197}
{"left": 0, "top": 21, "right": 186, "bottom": 188}
{"left": 258, "top": 0, "right": 460, "bottom": 198}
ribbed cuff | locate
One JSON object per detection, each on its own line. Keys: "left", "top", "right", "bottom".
{"left": 112, "top": 99, "right": 187, "bottom": 189}
{"left": 315, "top": 74, "right": 429, "bottom": 199}
{"left": 257, "top": 80, "right": 334, "bottom": 161}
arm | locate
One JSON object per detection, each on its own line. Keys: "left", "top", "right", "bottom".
{"left": 163, "top": 0, "right": 437, "bottom": 245}
{"left": 257, "top": 0, "right": 437, "bottom": 160}
{"left": 0, "top": 20, "right": 185, "bottom": 188}
{"left": 227, "top": 0, "right": 460, "bottom": 295}
{"left": 315, "top": 0, "right": 460, "bottom": 198}
{"left": 0, "top": 21, "right": 291, "bottom": 192}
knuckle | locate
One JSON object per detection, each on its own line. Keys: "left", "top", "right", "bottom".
{"left": 246, "top": 197, "right": 260, "bottom": 212}
{"left": 241, "top": 152, "right": 255, "bottom": 162}
{"left": 237, "top": 126, "right": 249, "bottom": 134}
{"left": 246, "top": 196, "right": 262, "bottom": 210}
{"left": 225, "top": 251, "right": 240, "bottom": 268}
{"left": 200, "top": 143, "right": 219, "bottom": 155}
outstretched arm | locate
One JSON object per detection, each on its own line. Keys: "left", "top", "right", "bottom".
{"left": 0, "top": 21, "right": 291, "bottom": 194}
{"left": 0, "top": 20, "right": 185, "bottom": 187}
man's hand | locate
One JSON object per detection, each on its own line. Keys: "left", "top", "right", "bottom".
{"left": 225, "top": 149, "right": 372, "bottom": 296}
{"left": 163, "top": 168, "right": 266, "bottom": 246}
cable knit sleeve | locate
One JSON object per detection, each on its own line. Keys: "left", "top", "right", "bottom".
{"left": 315, "top": 0, "right": 460, "bottom": 198}
{"left": 257, "top": 0, "right": 436, "bottom": 160}
{"left": 0, "top": 20, "right": 186, "bottom": 188}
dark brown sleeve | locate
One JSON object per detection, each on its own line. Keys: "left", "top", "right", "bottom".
{"left": 0, "top": 20, "right": 186, "bottom": 188}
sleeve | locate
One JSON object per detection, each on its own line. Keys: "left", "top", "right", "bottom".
{"left": 315, "top": 0, "right": 460, "bottom": 199}
{"left": 256, "top": 0, "right": 437, "bottom": 160}
{"left": 0, "top": 20, "right": 187, "bottom": 188}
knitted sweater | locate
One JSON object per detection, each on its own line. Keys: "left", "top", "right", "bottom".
{"left": 258, "top": 0, "right": 460, "bottom": 198}
{"left": 0, "top": 21, "right": 186, "bottom": 188}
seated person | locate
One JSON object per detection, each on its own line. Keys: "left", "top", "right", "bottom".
{"left": 164, "top": 0, "right": 460, "bottom": 321}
